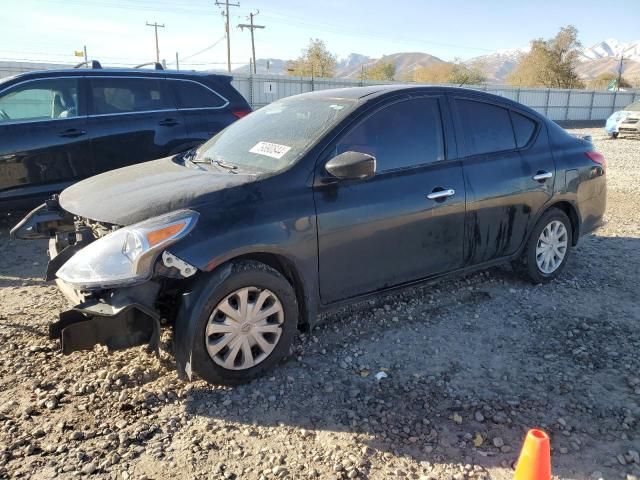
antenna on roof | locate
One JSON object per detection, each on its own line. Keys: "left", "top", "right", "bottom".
{"left": 134, "top": 62, "right": 164, "bottom": 70}
{"left": 74, "top": 60, "right": 102, "bottom": 69}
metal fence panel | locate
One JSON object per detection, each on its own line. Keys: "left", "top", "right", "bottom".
{"left": 233, "top": 73, "right": 639, "bottom": 121}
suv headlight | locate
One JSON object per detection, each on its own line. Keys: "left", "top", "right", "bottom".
{"left": 57, "top": 210, "right": 199, "bottom": 289}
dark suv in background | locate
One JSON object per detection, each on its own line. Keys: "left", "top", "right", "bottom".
{"left": 0, "top": 63, "right": 251, "bottom": 210}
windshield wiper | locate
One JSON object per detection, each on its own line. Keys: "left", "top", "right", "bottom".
{"left": 206, "top": 157, "right": 239, "bottom": 173}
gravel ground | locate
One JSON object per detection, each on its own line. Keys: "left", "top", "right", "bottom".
{"left": 0, "top": 127, "right": 638, "bottom": 480}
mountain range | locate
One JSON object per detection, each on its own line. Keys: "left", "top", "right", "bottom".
{"left": 232, "top": 39, "right": 640, "bottom": 85}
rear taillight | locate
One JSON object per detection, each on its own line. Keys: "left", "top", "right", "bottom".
{"left": 232, "top": 109, "right": 251, "bottom": 119}
{"left": 585, "top": 151, "right": 605, "bottom": 171}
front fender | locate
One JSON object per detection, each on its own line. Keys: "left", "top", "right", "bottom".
{"left": 173, "top": 263, "right": 233, "bottom": 380}
{"left": 168, "top": 210, "right": 320, "bottom": 329}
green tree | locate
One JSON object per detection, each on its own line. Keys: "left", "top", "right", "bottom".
{"left": 508, "top": 25, "right": 585, "bottom": 89}
{"left": 364, "top": 61, "right": 396, "bottom": 81}
{"left": 286, "top": 38, "right": 337, "bottom": 78}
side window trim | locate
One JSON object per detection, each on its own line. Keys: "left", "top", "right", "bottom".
{"left": 326, "top": 94, "right": 448, "bottom": 176}
{"left": 169, "top": 78, "right": 230, "bottom": 111}
{"left": 87, "top": 75, "right": 177, "bottom": 117}
{"left": 0, "top": 76, "right": 85, "bottom": 126}
{"left": 453, "top": 96, "right": 519, "bottom": 159}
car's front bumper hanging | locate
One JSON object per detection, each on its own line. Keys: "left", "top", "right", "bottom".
{"left": 50, "top": 300, "right": 161, "bottom": 355}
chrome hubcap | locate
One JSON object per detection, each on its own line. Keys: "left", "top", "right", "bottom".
{"left": 536, "top": 220, "right": 568, "bottom": 274}
{"left": 205, "top": 287, "right": 284, "bottom": 370}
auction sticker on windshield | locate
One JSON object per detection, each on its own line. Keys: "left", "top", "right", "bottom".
{"left": 249, "top": 141, "right": 292, "bottom": 159}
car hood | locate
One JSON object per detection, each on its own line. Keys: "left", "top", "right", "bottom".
{"left": 59, "top": 157, "right": 257, "bottom": 225}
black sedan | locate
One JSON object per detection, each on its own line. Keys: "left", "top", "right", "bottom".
{"left": 12, "top": 85, "right": 606, "bottom": 384}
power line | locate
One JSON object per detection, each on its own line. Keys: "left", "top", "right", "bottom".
{"left": 215, "top": 0, "right": 240, "bottom": 72}
{"left": 180, "top": 35, "right": 226, "bottom": 62}
{"left": 34, "top": 0, "right": 498, "bottom": 58}
{"left": 238, "top": 10, "right": 265, "bottom": 74}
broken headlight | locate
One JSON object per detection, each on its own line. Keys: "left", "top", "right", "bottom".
{"left": 56, "top": 210, "right": 199, "bottom": 289}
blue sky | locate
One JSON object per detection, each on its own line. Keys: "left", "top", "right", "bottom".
{"left": 0, "top": 0, "right": 638, "bottom": 70}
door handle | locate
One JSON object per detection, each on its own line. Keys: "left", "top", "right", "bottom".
{"left": 427, "top": 188, "right": 455, "bottom": 200}
{"left": 158, "top": 118, "right": 179, "bottom": 127}
{"left": 532, "top": 171, "right": 553, "bottom": 181}
{"left": 58, "top": 128, "right": 86, "bottom": 138}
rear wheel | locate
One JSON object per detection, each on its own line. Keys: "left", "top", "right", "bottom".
{"left": 190, "top": 261, "right": 298, "bottom": 385}
{"left": 611, "top": 132, "right": 619, "bottom": 139}
{"left": 519, "top": 209, "right": 573, "bottom": 283}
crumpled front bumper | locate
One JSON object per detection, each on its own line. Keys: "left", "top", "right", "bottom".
{"left": 12, "top": 198, "right": 163, "bottom": 355}
{"left": 49, "top": 239, "right": 162, "bottom": 355}
{"left": 50, "top": 298, "right": 161, "bottom": 355}
{"left": 605, "top": 111, "right": 640, "bottom": 135}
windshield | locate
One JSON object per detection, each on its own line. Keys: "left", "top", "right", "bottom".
{"left": 625, "top": 101, "right": 640, "bottom": 112}
{"left": 195, "top": 95, "right": 357, "bottom": 172}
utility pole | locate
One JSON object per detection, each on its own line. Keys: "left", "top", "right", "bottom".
{"left": 175, "top": 52, "right": 180, "bottom": 71}
{"left": 238, "top": 10, "right": 265, "bottom": 75}
{"left": 616, "top": 55, "right": 624, "bottom": 92}
{"left": 83, "top": 45, "right": 88, "bottom": 65}
{"left": 215, "top": 0, "right": 240, "bottom": 73}
{"left": 145, "top": 21, "right": 165, "bottom": 63}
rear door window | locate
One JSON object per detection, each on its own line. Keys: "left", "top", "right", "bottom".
{"left": 456, "top": 99, "right": 516, "bottom": 156}
{"left": 510, "top": 111, "right": 537, "bottom": 148}
{"left": 171, "top": 80, "right": 227, "bottom": 109}
{"left": 90, "top": 77, "right": 171, "bottom": 115}
{"left": 336, "top": 97, "right": 445, "bottom": 172}
{"left": 0, "top": 78, "right": 79, "bottom": 123}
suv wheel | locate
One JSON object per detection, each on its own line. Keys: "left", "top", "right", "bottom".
{"left": 190, "top": 261, "right": 298, "bottom": 385}
{"left": 520, "top": 209, "right": 573, "bottom": 283}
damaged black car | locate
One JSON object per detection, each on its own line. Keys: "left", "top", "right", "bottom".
{"left": 12, "top": 85, "right": 606, "bottom": 385}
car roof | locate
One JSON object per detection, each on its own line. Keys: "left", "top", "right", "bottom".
{"left": 295, "top": 84, "right": 544, "bottom": 118}
{"left": 3, "top": 68, "right": 232, "bottom": 81}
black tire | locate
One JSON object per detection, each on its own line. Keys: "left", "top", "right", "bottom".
{"left": 189, "top": 260, "right": 298, "bottom": 385}
{"left": 519, "top": 208, "right": 573, "bottom": 284}
{"left": 611, "top": 132, "right": 619, "bottom": 139}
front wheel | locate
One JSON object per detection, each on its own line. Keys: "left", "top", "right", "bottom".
{"left": 519, "top": 209, "right": 573, "bottom": 284}
{"left": 611, "top": 132, "right": 619, "bottom": 139}
{"left": 189, "top": 260, "right": 298, "bottom": 385}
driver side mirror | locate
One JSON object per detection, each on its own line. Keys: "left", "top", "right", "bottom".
{"left": 325, "top": 151, "right": 376, "bottom": 181}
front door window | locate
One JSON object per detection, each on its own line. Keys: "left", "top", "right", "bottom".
{"left": 0, "top": 78, "right": 79, "bottom": 123}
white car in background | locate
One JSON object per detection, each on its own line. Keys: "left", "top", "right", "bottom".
{"left": 605, "top": 100, "right": 640, "bottom": 138}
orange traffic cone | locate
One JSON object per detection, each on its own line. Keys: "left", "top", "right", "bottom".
{"left": 514, "top": 429, "right": 551, "bottom": 480}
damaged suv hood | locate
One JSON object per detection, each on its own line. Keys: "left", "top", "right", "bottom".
{"left": 59, "top": 157, "right": 257, "bottom": 225}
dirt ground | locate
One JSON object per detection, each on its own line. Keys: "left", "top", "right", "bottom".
{"left": 0, "top": 127, "right": 638, "bottom": 480}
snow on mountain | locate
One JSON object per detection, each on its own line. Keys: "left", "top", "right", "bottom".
{"left": 336, "top": 53, "right": 372, "bottom": 70}
{"left": 230, "top": 39, "right": 639, "bottom": 84}
{"left": 579, "top": 39, "right": 640, "bottom": 62}
{"left": 465, "top": 47, "right": 528, "bottom": 82}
